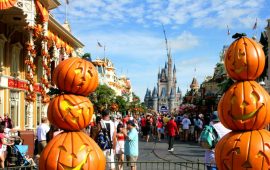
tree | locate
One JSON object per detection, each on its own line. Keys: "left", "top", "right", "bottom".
{"left": 115, "top": 96, "right": 128, "bottom": 114}
{"left": 259, "top": 32, "right": 268, "bottom": 80}
{"left": 89, "top": 84, "right": 116, "bottom": 113}
{"left": 129, "top": 92, "right": 141, "bottom": 113}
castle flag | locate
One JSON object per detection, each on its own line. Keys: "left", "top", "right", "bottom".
{"left": 253, "top": 18, "right": 257, "bottom": 30}
{"left": 97, "top": 42, "right": 103, "bottom": 47}
{"left": 227, "top": 25, "right": 230, "bottom": 35}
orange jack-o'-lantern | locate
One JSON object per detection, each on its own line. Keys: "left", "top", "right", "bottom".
{"left": 215, "top": 130, "right": 270, "bottom": 170}
{"left": 53, "top": 57, "right": 99, "bottom": 96}
{"left": 39, "top": 131, "right": 106, "bottom": 170}
{"left": 218, "top": 81, "right": 270, "bottom": 130}
{"left": 225, "top": 34, "right": 265, "bottom": 80}
{"left": 47, "top": 94, "right": 94, "bottom": 131}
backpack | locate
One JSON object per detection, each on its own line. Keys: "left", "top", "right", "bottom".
{"left": 96, "top": 122, "right": 113, "bottom": 150}
{"left": 199, "top": 125, "right": 219, "bottom": 149}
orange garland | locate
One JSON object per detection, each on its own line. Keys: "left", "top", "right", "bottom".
{"left": 0, "top": 0, "right": 16, "bottom": 10}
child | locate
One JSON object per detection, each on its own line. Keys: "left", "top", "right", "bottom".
{"left": 116, "top": 123, "right": 125, "bottom": 170}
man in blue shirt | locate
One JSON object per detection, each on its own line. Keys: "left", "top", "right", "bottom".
{"left": 121, "top": 120, "right": 138, "bottom": 170}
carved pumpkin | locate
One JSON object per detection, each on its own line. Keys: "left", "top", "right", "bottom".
{"left": 215, "top": 130, "right": 270, "bottom": 170}
{"left": 218, "top": 81, "right": 270, "bottom": 130}
{"left": 53, "top": 57, "right": 99, "bottom": 96}
{"left": 225, "top": 35, "right": 265, "bottom": 80}
{"left": 47, "top": 94, "right": 94, "bottom": 131}
{"left": 39, "top": 131, "right": 106, "bottom": 170}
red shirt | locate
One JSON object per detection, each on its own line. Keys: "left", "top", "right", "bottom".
{"left": 117, "top": 133, "right": 125, "bottom": 141}
{"left": 157, "top": 118, "right": 163, "bottom": 128}
{"left": 141, "top": 118, "right": 146, "bottom": 127}
{"left": 0, "top": 133, "right": 4, "bottom": 148}
{"left": 166, "top": 119, "right": 178, "bottom": 136}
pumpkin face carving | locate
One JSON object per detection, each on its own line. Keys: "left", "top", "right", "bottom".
{"left": 47, "top": 94, "right": 94, "bottom": 131}
{"left": 218, "top": 81, "right": 270, "bottom": 130}
{"left": 215, "top": 130, "right": 270, "bottom": 170}
{"left": 225, "top": 36, "right": 265, "bottom": 80}
{"left": 52, "top": 57, "right": 99, "bottom": 96}
{"left": 39, "top": 132, "right": 106, "bottom": 170}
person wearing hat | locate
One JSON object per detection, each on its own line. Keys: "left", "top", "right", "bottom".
{"left": 121, "top": 120, "right": 138, "bottom": 170}
{"left": 204, "top": 111, "right": 230, "bottom": 170}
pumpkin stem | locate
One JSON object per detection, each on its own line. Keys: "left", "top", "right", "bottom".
{"left": 232, "top": 33, "right": 247, "bottom": 39}
{"left": 47, "top": 87, "right": 61, "bottom": 96}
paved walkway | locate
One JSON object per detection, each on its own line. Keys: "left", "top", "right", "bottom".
{"left": 115, "top": 137, "right": 207, "bottom": 170}
{"left": 138, "top": 137, "right": 205, "bottom": 162}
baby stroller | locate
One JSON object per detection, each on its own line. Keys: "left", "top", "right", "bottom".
{"left": 6, "top": 144, "right": 29, "bottom": 167}
{"left": 13, "top": 145, "right": 30, "bottom": 166}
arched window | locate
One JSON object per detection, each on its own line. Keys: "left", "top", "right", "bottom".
{"left": 11, "top": 42, "right": 22, "bottom": 77}
{"left": 0, "top": 34, "right": 7, "bottom": 72}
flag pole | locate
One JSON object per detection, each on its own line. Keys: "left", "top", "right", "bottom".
{"left": 253, "top": 18, "right": 258, "bottom": 39}
{"left": 104, "top": 45, "right": 106, "bottom": 58}
{"left": 65, "top": 0, "right": 69, "bottom": 23}
{"left": 226, "top": 24, "right": 231, "bottom": 45}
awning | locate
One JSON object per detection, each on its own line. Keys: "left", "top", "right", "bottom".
{"left": 35, "top": 0, "right": 49, "bottom": 22}
{"left": 0, "top": 0, "right": 16, "bottom": 10}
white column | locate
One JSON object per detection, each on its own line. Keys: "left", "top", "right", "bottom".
{"left": 26, "top": 29, "right": 35, "bottom": 129}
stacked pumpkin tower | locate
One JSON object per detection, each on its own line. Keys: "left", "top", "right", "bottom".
{"left": 39, "top": 57, "right": 106, "bottom": 170}
{"left": 215, "top": 33, "right": 270, "bottom": 170}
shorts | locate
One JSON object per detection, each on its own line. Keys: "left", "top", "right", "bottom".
{"left": 116, "top": 147, "right": 124, "bottom": 155}
{"left": 103, "top": 149, "right": 115, "bottom": 169}
{"left": 157, "top": 128, "right": 164, "bottom": 134}
{"left": 126, "top": 155, "right": 138, "bottom": 167}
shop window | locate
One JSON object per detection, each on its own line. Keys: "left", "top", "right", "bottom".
{"left": 11, "top": 42, "right": 23, "bottom": 77}
{"left": 10, "top": 91, "right": 20, "bottom": 128}
{"left": 0, "top": 34, "right": 7, "bottom": 72}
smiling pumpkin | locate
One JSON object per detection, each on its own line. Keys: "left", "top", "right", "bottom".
{"left": 215, "top": 130, "right": 270, "bottom": 170}
{"left": 39, "top": 131, "right": 106, "bottom": 170}
{"left": 218, "top": 81, "right": 270, "bottom": 130}
{"left": 47, "top": 94, "right": 94, "bottom": 131}
{"left": 224, "top": 35, "right": 265, "bottom": 81}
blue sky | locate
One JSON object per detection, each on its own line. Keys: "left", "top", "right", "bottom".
{"left": 52, "top": 0, "right": 270, "bottom": 100}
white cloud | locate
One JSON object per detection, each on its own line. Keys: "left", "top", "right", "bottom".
{"left": 170, "top": 31, "right": 199, "bottom": 51}
{"left": 54, "top": 0, "right": 267, "bottom": 29}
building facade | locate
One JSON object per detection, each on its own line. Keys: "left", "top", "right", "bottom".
{"left": 0, "top": 0, "right": 83, "bottom": 130}
{"left": 92, "top": 57, "right": 133, "bottom": 101}
{"left": 144, "top": 52, "right": 182, "bottom": 113}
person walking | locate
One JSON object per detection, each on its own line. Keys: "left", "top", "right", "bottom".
{"left": 156, "top": 115, "right": 164, "bottom": 142}
{"left": 194, "top": 115, "right": 203, "bottom": 142}
{"left": 166, "top": 116, "right": 178, "bottom": 152}
{"left": 181, "top": 114, "right": 191, "bottom": 142}
{"left": 121, "top": 120, "right": 139, "bottom": 170}
{"left": 100, "top": 109, "right": 117, "bottom": 170}
{"left": 36, "top": 117, "right": 50, "bottom": 155}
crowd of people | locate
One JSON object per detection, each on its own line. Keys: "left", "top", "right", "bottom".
{"left": 33, "top": 108, "right": 228, "bottom": 170}
{"left": 85, "top": 109, "right": 219, "bottom": 170}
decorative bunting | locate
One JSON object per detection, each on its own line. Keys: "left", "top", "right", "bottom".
{"left": 35, "top": 0, "right": 49, "bottom": 23}
{"left": 0, "top": 0, "right": 16, "bottom": 10}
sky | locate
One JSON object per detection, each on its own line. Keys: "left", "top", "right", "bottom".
{"left": 52, "top": 0, "right": 270, "bottom": 100}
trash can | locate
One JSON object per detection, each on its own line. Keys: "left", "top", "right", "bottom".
{"left": 18, "top": 130, "right": 35, "bottom": 158}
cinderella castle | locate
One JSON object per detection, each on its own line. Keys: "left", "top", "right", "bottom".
{"left": 144, "top": 50, "right": 182, "bottom": 113}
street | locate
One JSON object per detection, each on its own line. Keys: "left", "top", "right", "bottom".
{"left": 109, "top": 137, "right": 207, "bottom": 170}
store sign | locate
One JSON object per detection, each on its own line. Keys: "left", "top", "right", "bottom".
{"left": 7, "top": 78, "right": 42, "bottom": 93}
